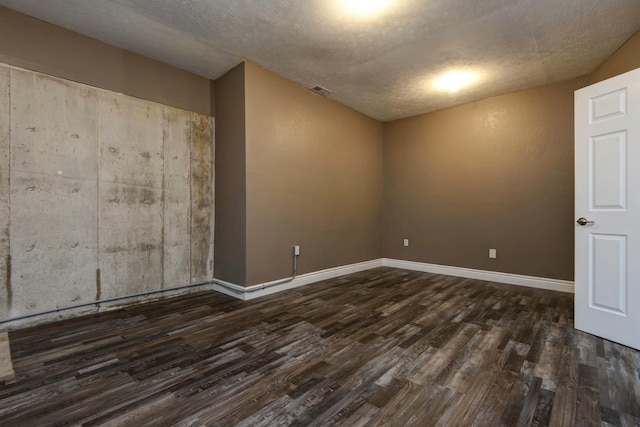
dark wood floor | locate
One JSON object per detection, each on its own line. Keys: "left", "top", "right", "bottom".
{"left": 0, "top": 267, "right": 638, "bottom": 426}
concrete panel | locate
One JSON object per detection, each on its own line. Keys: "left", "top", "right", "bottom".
{"left": 98, "top": 182, "right": 163, "bottom": 298}
{"left": 162, "top": 107, "right": 191, "bottom": 288}
{"left": 98, "top": 91, "right": 164, "bottom": 298}
{"left": 190, "top": 113, "right": 214, "bottom": 282}
{"left": 10, "top": 68, "right": 97, "bottom": 179}
{"left": 0, "top": 64, "right": 213, "bottom": 323}
{"left": 9, "top": 172, "right": 97, "bottom": 317}
{"left": 98, "top": 92, "right": 163, "bottom": 188}
{"left": 0, "top": 66, "right": 9, "bottom": 320}
{"left": 7, "top": 67, "right": 99, "bottom": 319}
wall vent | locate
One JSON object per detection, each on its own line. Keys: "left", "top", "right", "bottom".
{"left": 309, "top": 85, "right": 332, "bottom": 96}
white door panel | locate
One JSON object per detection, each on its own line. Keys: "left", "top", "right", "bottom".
{"left": 575, "top": 67, "right": 640, "bottom": 350}
{"left": 590, "top": 131, "right": 626, "bottom": 210}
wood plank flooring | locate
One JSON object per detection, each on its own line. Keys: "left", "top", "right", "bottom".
{"left": 0, "top": 267, "right": 638, "bottom": 426}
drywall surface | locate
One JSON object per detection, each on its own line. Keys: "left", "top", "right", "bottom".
{"left": 214, "top": 63, "right": 246, "bottom": 285}
{"left": 0, "top": 63, "right": 214, "bottom": 322}
{"left": 0, "top": 6, "right": 213, "bottom": 116}
{"left": 383, "top": 77, "right": 587, "bottom": 281}
{"left": 589, "top": 30, "right": 640, "bottom": 84}
{"left": 244, "top": 62, "right": 383, "bottom": 285}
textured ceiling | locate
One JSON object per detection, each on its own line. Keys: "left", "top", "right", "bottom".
{"left": 1, "top": 0, "right": 640, "bottom": 121}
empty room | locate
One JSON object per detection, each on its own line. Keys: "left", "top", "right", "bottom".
{"left": 0, "top": 1, "right": 640, "bottom": 425}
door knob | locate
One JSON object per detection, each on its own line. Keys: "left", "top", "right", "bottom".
{"left": 577, "top": 217, "right": 595, "bottom": 226}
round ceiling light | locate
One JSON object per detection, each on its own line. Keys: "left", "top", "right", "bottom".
{"left": 341, "top": 0, "right": 394, "bottom": 17}
{"left": 432, "top": 70, "right": 479, "bottom": 93}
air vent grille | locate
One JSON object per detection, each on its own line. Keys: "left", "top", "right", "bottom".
{"left": 309, "top": 85, "right": 332, "bottom": 96}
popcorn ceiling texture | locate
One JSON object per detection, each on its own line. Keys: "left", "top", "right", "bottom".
{"left": 0, "top": 0, "right": 638, "bottom": 121}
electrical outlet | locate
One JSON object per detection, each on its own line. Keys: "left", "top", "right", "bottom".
{"left": 294, "top": 245, "right": 300, "bottom": 256}
{"left": 403, "top": 239, "right": 409, "bottom": 247}
{"left": 489, "top": 248, "right": 497, "bottom": 259}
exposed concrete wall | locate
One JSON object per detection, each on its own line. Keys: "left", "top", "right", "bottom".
{"left": 190, "top": 114, "right": 215, "bottom": 282}
{"left": 0, "top": 67, "right": 9, "bottom": 321}
{"left": 163, "top": 108, "right": 192, "bottom": 287}
{"left": 97, "top": 92, "right": 164, "bottom": 298}
{"left": 10, "top": 69, "right": 99, "bottom": 313}
{"left": 0, "top": 63, "right": 214, "bottom": 323}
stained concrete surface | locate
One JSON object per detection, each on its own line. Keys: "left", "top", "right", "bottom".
{"left": 98, "top": 182, "right": 164, "bottom": 298}
{"left": 98, "top": 93, "right": 164, "bottom": 189}
{"left": 0, "top": 67, "right": 9, "bottom": 321}
{"left": 190, "top": 113, "right": 214, "bottom": 283}
{"left": 10, "top": 68, "right": 98, "bottom": 178}
{"left": 0, "top": 63, "right": 214, "bottom": 325}
{"left": 162, "top": 108, "right": 192, "bottom": 288}
{"left": 98, "top": 93, "right": 164, "bottom": 298}
{"left": 10, "top": 172, "right": 98, "bottom": 315}
{"left": 9, "top": 69, "right": 98, "bottom": 317}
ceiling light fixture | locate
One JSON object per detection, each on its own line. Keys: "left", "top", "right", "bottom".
{"left": 432, "top": 70, "right": 478, "bottom": 93}
{"left": 341, "top": 0, "right": 393, "bottom": 17}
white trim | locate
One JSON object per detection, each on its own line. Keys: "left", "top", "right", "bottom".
{"left": 213, "top": 258, "right": 574, "bottom": 299}
{"left": 382, "top": 258, "right": 574, "bottom": 293}
{"left": 213, "top": 259, "right": 384, "bottom": 300}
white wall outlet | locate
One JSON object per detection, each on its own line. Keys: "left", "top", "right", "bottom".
{"left": 403, "top": 239, "right": 409, "bottom": 247}
{"left": 489, "top": 248, "right": 497, "bottom": 259}
{"left": 294, "top": 245, "right": 300, "bottom": 256}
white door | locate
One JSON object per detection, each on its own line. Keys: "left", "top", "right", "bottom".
{"left": 575, "top": 67, "right": 640, "bottom": 350}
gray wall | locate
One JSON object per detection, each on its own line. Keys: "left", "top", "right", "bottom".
{"left": 0, "top": 65, "right": 214, "bottom": 322}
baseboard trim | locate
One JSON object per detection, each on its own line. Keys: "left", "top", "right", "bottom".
{"left": 2, "top": 258, "right": 573, "bottom": 330}
{"left": 213, "top": 259, "right": 384, "bottom": 300}
{"left": 213, "top": 258, "right": 574, "bottom": 299}
{"left": 382, "top": 258, "right": 574, "bottom": 293}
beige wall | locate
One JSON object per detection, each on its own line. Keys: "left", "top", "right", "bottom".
{"left": 214, "top": 64, "right": 247, "bottom": 285}
{"left": 383, "top": 77, "right": 588, "bottom": 281}
{"left": 0, "top": 6, "right": 212, "bottom": 116}
{"left": 590, "top": 30, "right": 640, "bottom": 84}
{"left": 242, "top": 62, "right": 383, "bottom": 285}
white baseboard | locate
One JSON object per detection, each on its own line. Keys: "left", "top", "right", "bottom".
{"left": 382, "top": 258, "right": 574, "bottom": 293}
{"left": 213, "top": 258, "right": 574, "bottom": 299}
{"left": 213, "top": 259, "right": 384, "bottom": 300}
